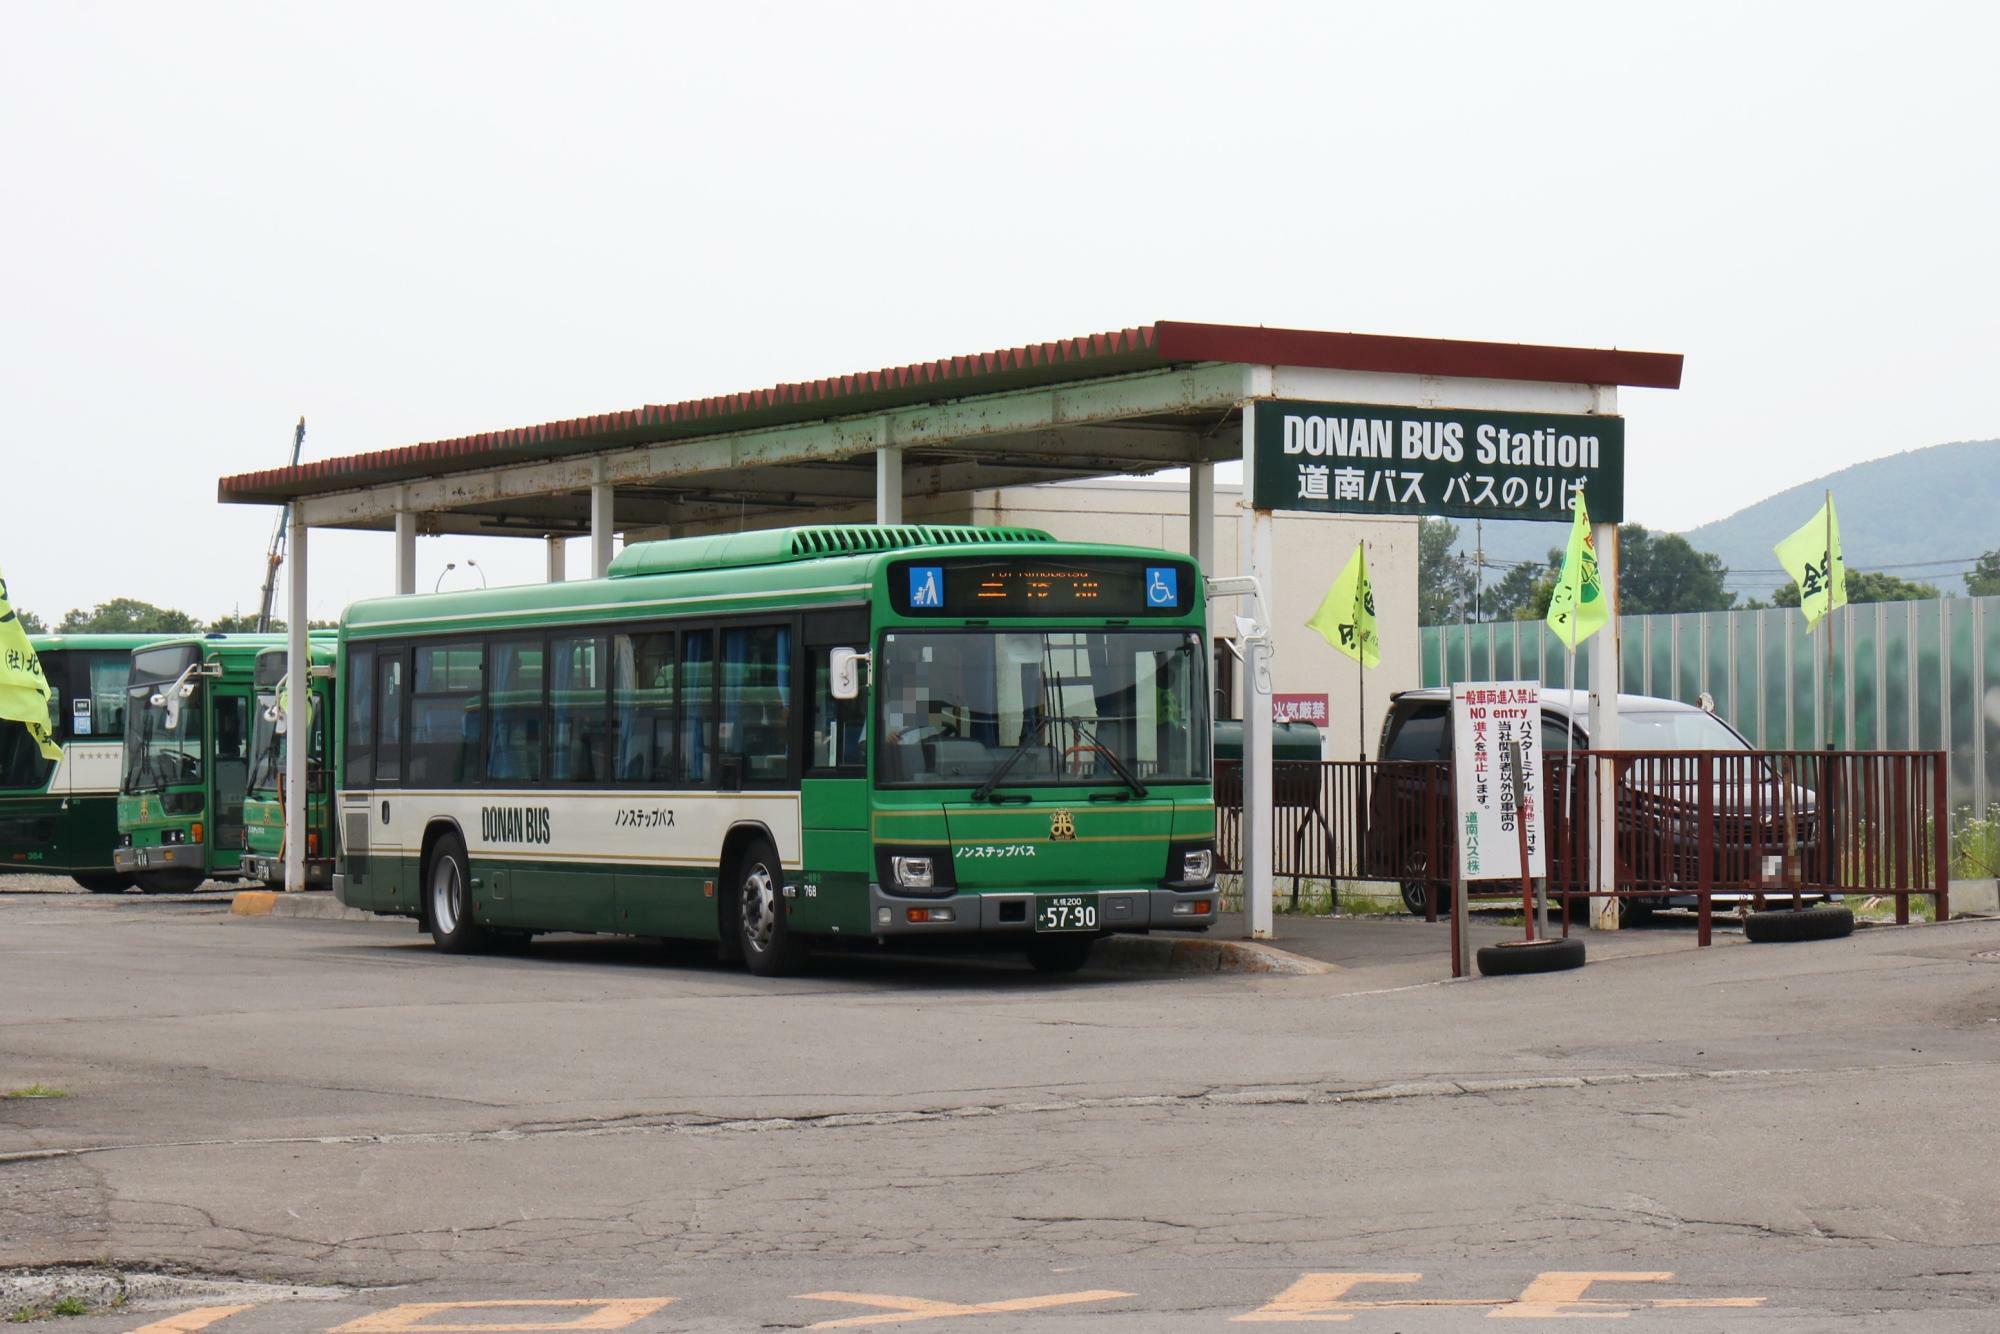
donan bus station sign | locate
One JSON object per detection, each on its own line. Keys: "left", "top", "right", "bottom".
{"left": 1251, "top": 400, "right": 1625, "bottom": 522}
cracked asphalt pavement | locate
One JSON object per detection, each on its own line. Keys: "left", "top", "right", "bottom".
{"left": 3, "top": 883, "right": 1999, "bottom": 1331}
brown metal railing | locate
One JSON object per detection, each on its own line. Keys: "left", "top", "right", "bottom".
{"left": 1217, "top": 748, "right": 1950, "bottom": 941}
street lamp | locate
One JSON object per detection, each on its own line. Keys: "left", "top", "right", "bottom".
{"left": 434, "top": 560, "right": 490, "bottom": 593}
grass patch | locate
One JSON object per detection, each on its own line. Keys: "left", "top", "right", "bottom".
{"left": 7, "top": 1296, "right": 95, "bottom": 1323}
{"left": 1, "top": 1084, "right": 67, "bottom": 1100}
{"left": 1850, "top": 894, "right": 1938, "bottom": 924}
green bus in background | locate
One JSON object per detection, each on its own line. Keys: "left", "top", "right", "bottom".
{"left": 333, "top": 525, "right": 1217, "bottom": 975}
{"left": 0, "top": 634, "right": 173, "bottom": 890}
{"left": 241, "top": 642, "right": 338, "bottom": 888}
{"left": 115, "top": 634, "right": 285, "bottom": 892}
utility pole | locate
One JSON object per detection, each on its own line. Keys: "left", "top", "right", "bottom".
{"left": 255, "top": 418, "right": 307, "bottom": 633}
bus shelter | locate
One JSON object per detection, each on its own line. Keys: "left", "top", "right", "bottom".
{"left": 217, "top": 321, "right": 1682, "bottom": 931}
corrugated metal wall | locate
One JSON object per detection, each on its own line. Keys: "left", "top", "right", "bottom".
{"left": 1421, "top": 597, "right": 2000, "bottom": 820}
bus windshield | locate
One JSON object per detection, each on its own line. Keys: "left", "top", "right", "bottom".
{"left": 123, "top": 685, "right": 202, "bottom": 793}
{"left": 0, "top": 719, "right": 55, "bottom": 790}
{"left": 248, "top": 691, "right": 282, "bottom": 795}
{"left": 878, "top": 629, "right": 1209, "bottom": 789}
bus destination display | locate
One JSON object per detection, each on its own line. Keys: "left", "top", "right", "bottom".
{"left": 891, "top": 558, "right": 1191, "bottom": 616}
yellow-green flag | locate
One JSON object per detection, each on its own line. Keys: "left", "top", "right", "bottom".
{"left": 1773, "top": 494, "right": 1846, "bottom": 630}
{"left": 0, "top": 565, "right": 60, "bottom": 761}
{"left": 1307, "top": 542, "right": 1381, "bottom": 667}
{"left": 1544, "top": 493, "right": 1608, "bottom": 650}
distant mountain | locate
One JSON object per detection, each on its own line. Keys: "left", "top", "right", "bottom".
{"left": 1449, "top": 438, "right": 2000, "bottom": 604}
{"left": 1681, "top": 439, "right": 2000, "bottom": 600}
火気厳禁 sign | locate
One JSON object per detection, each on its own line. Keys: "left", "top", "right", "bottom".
{"left": 1251, "top": 400, "right": 1624, "bottom": 523}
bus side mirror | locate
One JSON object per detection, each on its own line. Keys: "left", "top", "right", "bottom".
{"left": 830, "top": 647, "right": 870, "bottom": 701}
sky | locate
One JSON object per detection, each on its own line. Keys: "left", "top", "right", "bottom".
{"left": 4, "top": 2, "right": 1996, "bottom": 622}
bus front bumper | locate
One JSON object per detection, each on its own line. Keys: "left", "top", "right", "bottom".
{"left": 240, "top": 855, "right": 332, "bottom": 888}
{"left": 865, "top": 885, "right": 1218, "bottom": 936}
{"left": 113, "top": 844, "right": 208, "bottom": 876}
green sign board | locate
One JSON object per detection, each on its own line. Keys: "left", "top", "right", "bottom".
{"left": 1250, "top": 400, "right": 1624, "bottom": 523}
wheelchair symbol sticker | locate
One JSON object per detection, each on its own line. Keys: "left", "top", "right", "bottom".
{"left": 909, "top": 566, "right": 944, "bottom": 608}
{"left": 1144, "top": 567, "right": 1179, "bottom": 608}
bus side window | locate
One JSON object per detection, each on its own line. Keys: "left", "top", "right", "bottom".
{"left": 612, "top": 631, "right": 675, "bottom": 784}
{"left": 808, "top": 648, "right": 865, "bottom": 774}
{"left": 409, "top": 642, "right": 483, "bottom": 787}
{"left": 680, "top": 631, "right": 715, "bottom": 786}
{"left": 375, "top": 653, "right": 404, "bottom": 785}
{"left": 484, "top": 638, "right": 545, "bottom": 785}
{"left": 722, "top": 625, "right": 791, "bottom": 785}
{"left": 550, "top": 634, "right": 609, "bottom": 784}
{"left": 346, "top": 647, "right": 375, "bottom": 788}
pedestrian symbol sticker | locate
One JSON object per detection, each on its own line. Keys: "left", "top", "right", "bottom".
{"left": 909, "top": 566, "right": 944, "bottom": 608}
{"left": 1144, "top": 567, "right": 1178, "bottom": 608}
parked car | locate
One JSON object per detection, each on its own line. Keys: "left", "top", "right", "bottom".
{"left": 1370, "top": 688, "right": 1825, "bottom": 921}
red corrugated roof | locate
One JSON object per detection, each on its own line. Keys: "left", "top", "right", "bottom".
{"left": 218, "top": 321, "right": 1681, "bottom": 504}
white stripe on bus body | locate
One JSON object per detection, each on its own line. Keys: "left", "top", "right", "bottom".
{"left": 345, "top": 789, "right": 804, "bottom": 872}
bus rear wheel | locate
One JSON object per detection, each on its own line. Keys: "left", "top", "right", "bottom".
{"left": 73, "top": 873, "right": 135, "bottom": 894}
{"left": 426, "top": 833, "right": 489, "bottom": 954}
{"left": 136, "top": 870, "right": 204, "bottom": 895}
{"left": 735, "top": 839, "right": 807, "bottom": 978}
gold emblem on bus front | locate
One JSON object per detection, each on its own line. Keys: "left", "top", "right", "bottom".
{"left": 1049, "top": 809, "right": 1077, "bottom": 841}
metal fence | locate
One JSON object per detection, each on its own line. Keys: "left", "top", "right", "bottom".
{"left": 1421, "top": 596, "right": 2000, "bottom": 826}
{"left": 1217, "top": 748, "right": 1950, "bottom": 942}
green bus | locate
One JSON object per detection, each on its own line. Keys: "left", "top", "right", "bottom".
{"left": 241, "top": 642, "right": 338, "bottom": 888}
{"left": 115, "top": 634, "right": 286, "bottom": 892}
{"left": 0, "top": 634, "right": 173, "bottom": 890}
{"left": 332, "top": 525, "right": 1217, "bottom": 974}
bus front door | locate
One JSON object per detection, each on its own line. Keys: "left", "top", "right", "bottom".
{"left": 212, "top": 692, "right": 249, "bottom": 876}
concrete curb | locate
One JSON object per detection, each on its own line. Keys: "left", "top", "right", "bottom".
{"left": 230, "top": 890, "right": 375, "bottom": 923}
{"left": 224, "top": 892, "right": 1331, "bottom": 974}
{"left": 1090, "top": 934, "right": 1333, "bottom": 976}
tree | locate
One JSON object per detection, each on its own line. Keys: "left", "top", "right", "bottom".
{"left": 1968, "top": 551, "right": 2000, "bottom": 597}
{"left": 1483, "top": 550, "right": 1561, "bottom": 622}
{"left": 1417, "top": 518, "right": 1475, "bottom": 625}
{"left": 1770, "top": 570, "right": 1941, "bottom": 606}
{"left": 204, "top": 613, "right": 337, "bottom": 632}
{"left": 1616, "top": 524, "right": 1734, "bottom": 615}
{"left": 57, "top": 598, "right": 202, "bottom": 634}
{"left": 16, "top": 608, "right": 45, "bottom": 633}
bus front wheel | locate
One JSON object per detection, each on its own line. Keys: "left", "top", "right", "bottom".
{"left": 735, "top": 839, "right": 807, "bottom": 978}
{"left": 1025, "top": 934, "right": 1097, "bottom": 975}
{"left": 74, "top": 873, "right": 135, "bottom": 894}
{"left": 426, "top": 834, "right": 488, "bottom": 954}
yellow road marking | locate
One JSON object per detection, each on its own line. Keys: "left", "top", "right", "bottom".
{"left": 1237, "top": 1272, "right": 1770, "bottom": 1321}
{"left": 1489, "top": 1272, "right": 1676, "bottom": 1318}
{"left": 1234, "top": 1274, "right": 1498, "bottom": 1321}
{"left": 799, "top": 1289, "right": 1131, "bottom": 1328}
{"left": 126, "top": 1306, "right": 255, "bottom": 1334}
{"left": 331, "top": 1298, "right": 672, "bottom": 1332}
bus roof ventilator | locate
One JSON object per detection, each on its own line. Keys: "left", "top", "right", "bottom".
{"left": 607, "top": 525, "right": 1057, "bottom": 579}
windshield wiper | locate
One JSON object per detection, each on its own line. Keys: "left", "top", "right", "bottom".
{"left": 1063, "top": 714, "right": 1149, "bottom": 800}
{"left": 973, "top": 711, "right": 1051, "bottom": 804}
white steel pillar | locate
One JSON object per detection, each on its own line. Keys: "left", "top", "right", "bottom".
{"left": 876, "top": 446, "right": 904, "bottom": 525}
{"left": 393, "top": 510, "right": 417, "bottom": 596}
{"left": 1239, "top": 400, "right": 1275, "bottom": 940}
{"left": 1588, "top": 519, "right": 1621, "bottom": 930}
{"left": 590, "top": 480, "right": 615, "bottom": 578}
{"left": 1189, "top": 461, "right": 1215, "bottom": 572}
{"left": 284, "top": 511, "right": 309, "bottom": 894}
{"left": 1190, "top": 460, "right": 1215, "bottom": 642}
{"left": 544, "top": 535, "right": 566, "bottom": 583}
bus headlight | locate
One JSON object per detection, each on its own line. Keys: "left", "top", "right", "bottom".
{"left": 891, "top": 856, "right": 935, "bottom": 890}
{"left": 1164, "top": 841, "right": 1216, "bottom": 888}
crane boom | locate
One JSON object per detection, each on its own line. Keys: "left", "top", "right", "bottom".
{"left": 254, "top": 417, "right": 307, "bottom": 633}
